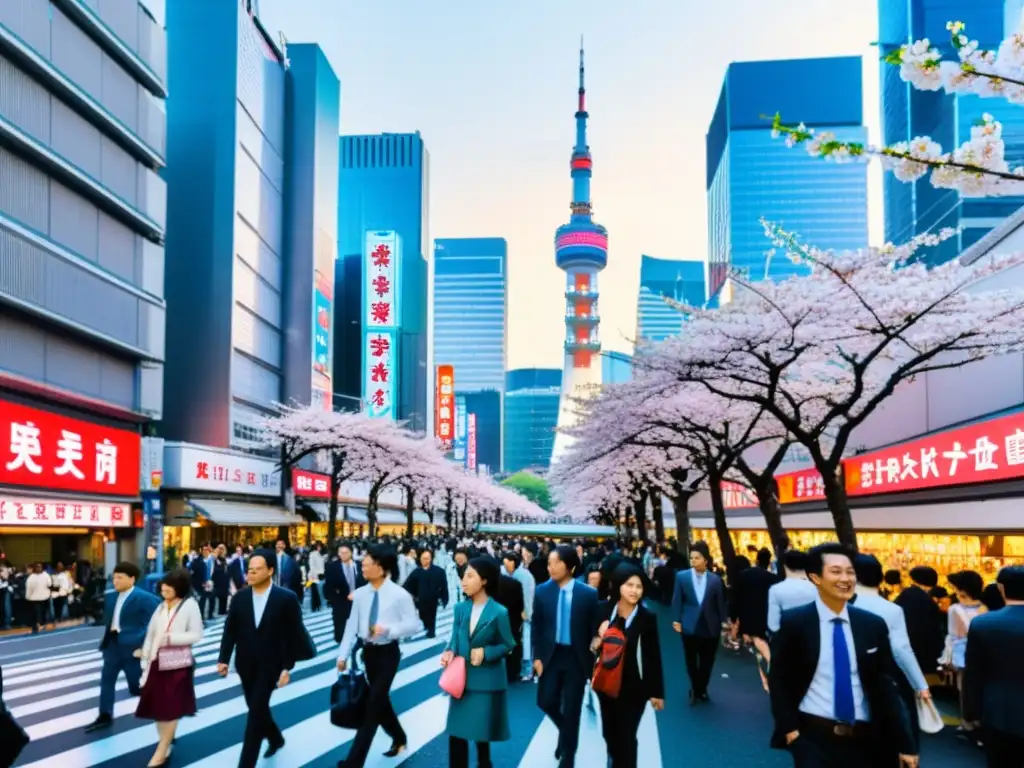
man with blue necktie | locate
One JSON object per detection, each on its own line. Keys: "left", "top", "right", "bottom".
{"left": 768, "top": 543, "right": 918, "bottom": 767}
{"left": 532, "top": 544, "right": 600, "bottom": 768}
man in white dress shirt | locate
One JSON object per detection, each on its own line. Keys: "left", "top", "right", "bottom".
{"left": 767, "top": 549, "right": 819, "bottom": 634}
{"left": 336, "top": 544, "right": 422, "bottom": 768}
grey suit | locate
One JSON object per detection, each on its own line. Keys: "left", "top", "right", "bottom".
{"left": 671, "top": 568, "right": 728, "bottom": 698}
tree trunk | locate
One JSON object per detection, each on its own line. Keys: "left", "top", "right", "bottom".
{"left": 444, "top": 496, "right": 454, "bottom": 530}
{"left": 755, "top": 480, "right": 788, "bottom": 557}
{"left": 367, "top": 491, "right": 379, "bottom": 539}
{"left": 633, "top": 488, "right": 649, "bottom": 543}
{"left": 820, "top": 468, "right": 858, "bottom": 550}
{"left": 649, "top": 488, "right": 665, "bottom": 543}
{"left": 405, "top": 488, "right": 416, "bottom": 538}
{"left": 707, "top": 472, "right": 737, "bottom": 567}
{"left": 327, "top": 454, "right": 344, "bottom": 545}
{"left": 670, "top": 492, "right": 692, "bottom": 549}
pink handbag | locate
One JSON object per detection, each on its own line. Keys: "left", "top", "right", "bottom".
{"left": 439, "top": 655, "right": 467, "bottom": 699}
{"left": 156, "top": 601, "right": 194, "bottom": 671}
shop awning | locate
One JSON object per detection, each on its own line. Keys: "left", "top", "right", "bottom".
{"left": 344, "top": 508, "right": 430, "bottom": 525}
{"left": 189, "top": 499, "right": 304, "bottom": 526}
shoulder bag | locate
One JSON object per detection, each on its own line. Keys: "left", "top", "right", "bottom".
{"left": 331, "top": 646, "right": 369, "bottom": 728}
{"left": 157, "top": 600, "right": 194, "bottom": 671}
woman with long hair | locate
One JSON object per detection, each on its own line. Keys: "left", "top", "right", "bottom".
{"left": 594, "top": 562, "right": 665, "bottom": 767}
{"left": 441, "top": 556, "right": 515, "bottom": 768}
{"left": 136, "top": 568, "right": 204, "bottom": 767}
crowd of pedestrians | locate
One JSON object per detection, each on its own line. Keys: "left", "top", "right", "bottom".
{"left": 0, "top": 556, "right": 103, "bottom": 633}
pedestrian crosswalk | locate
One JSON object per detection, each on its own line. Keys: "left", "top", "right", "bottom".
{"left": 4, "top": 606, "right": 665, "bottom": 767}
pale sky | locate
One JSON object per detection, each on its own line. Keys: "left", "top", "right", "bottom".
{"left": 249, "top": 0, "right": 881, "bottom": 370}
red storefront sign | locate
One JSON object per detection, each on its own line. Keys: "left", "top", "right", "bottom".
{"left": 721, "top": 481, "right": 758, "bottom": 509}
{"left": 0, "top": 399, "right": 140, "bottom": 497}
{"left": 0, "top": 496, "right": 133, "bottom": 528}
{"left": 435, "top": 365, "right": 455, "bottom": 446}
{"left": 777, "top": 468, "right": 826, "bottom": 504}
{"left": 845, "top": 410, "right": 1024, "bottom": 497}
{"left": 292, "top": 468, "right": 331, "bottom": 499}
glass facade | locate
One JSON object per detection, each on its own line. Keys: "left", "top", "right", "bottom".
{"left": 504, "top": 368, "right": 562, "bottom": 473}
{"left": 706, "top": 57, "right": 868, "bottom": 299}
{"left": 463, "top": 390, "right": 502, "bottom": 472}
{"left": 335, "top": 133, "right": 430, "bottom": 432}
{"left": 879, "top": 0, "right": 1024, "bottom": 265}
{"left": 636, "top": 256, "right": 706, "bottom": 343}
{"left": 601, "top": 352, "right": 633, "bottom": 385}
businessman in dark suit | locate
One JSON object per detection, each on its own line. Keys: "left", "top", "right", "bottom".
{"left": 769, "top": 543, "right": 917, "bottom": 767}
{"left": 322, "top": 543, "right": 363, "bottom": 643}
{"left": 218, "top": 548, "right": 316, "bottom": 768}
{"left": 402, "top": 547, "right": 449, "bottom": 638}
{"left": 189, "top": 545, "right": 212, "bottom": 619}
{"left": 732, "top": 547, "right": 781, "bottom": 640}
{"left": 964, "top": 565, "right": 1024, "bottom": 767}
{"left": 532, "top": 544, "right": 601, "bottom": 768}
{"left": 272, "top": 539, "right": 303, "bottom": 601}
{"left": 671, "top": 542, "right": 729, "bottom": 703}
{"left": 496, "top": 567, "right": 525, "bottom": 683}
{"left": 85, "top": 561, "right": 160, "bottom": 732}
{"left": 894, "top": 566, "right": 944, "bottom": 678}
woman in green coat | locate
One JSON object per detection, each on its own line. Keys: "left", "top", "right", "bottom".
{"left": 440, "top": 556, "right": 515, "bottom": 768}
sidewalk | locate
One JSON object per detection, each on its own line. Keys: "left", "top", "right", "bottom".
{"left": 650, "top": 605, "right": 985, "bottom": 766}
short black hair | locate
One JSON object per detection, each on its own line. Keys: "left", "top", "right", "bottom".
{"left": 998, "top": 565, "right": 1024, "bottom": 600}
{"left": 883, "top": 569, "right": 902, "bottom": 587}
{"left": 948, "top": 570, "right": 985, "bottom": 601}
{"left": 609, "top": 561, "right": 645, "bottom": 601}
{"left": 467, "top": 556, "right": 501, "bottom": 597}
{"left": 160, "top": 568, "right": 191, "bottom": 599}
{"left": 417, "top": 547, "right": 433, "bottom": 560}
{"left": 756, "top": 547, "right": 772, "bottom": 569}
{"left": 113, "top": 561, "right": 140, "bottom": 580}
{"left": 365, "top": 544, "right": 399, "bottom": 579}
{"left": 782, "top": 549, "right": 808, "bottom": 573}
{"left": 502, "top": 551, "right": 521, "bottom": 568}
{"left": 551, "top": 544, "right": 580, "bottom": 575}
{"left": 909, "top": 566, "right": 938, "bottom": 588}
{"left": 805, "top": 543, "right": 854, "bottom": 577}
{"left": 981, "top": 582, "right": 1006, "bottom": 611}
{"left": 250, "top": 548, "right": 277, "bottom": 573}
{"left": 853, "top": 554, "right": 884, "bottom": 588}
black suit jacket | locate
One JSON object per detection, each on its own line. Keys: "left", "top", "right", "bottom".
{"left": 528, "top": 559, "right": 548, "bottom": 586}
{"left": 218, "top": 585, "right": 316, "bottom": 677}
{"left": 894, "top": 585, "right": 943, "bottom": 675}
{"left": 733, "top": 566, "right": 780, "bottom": 638}
{"left": 532, "top": 579, "right": 601, "bottom": 674}
{"left": 496, "top": 574, "right": 525, "bottom": 639}
{"left": 322, "top": 559, "right": 364, "bottom": 617}
{"left": 404, "top": 565, "right": 448, "bottom": 610}
{"left": 601, "top": 600, "right": 665, "bottom": 700}
{"left": 964, "top": 605, "right": 1024, "bottom": 737}
{"left": 768, "top": 602, "right": 914, "bottom": 754}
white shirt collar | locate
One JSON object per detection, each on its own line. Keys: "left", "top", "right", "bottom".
{"left": 611, "top": 603, "right": 640, "bottom": 629}
{"left": 815, "top": 596, "right": 850, "bottom": 623}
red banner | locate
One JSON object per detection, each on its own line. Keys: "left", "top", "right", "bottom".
{"left": 435, "top": 365, "right": 455, "bottom": 445}
{"left": 721, "top": 480, "right": 758, "bottom": 509}
{"left": 0, "top": 399, "right": 140, "bottom": 497}
{"left": 777, "top": 468, "right": 826, "bottom": 504}
{"left": 845, "top": 411, "right": 1024, "bottom": 497}
{"left": 291, "top": 468, "right": 331, "bottom": 499}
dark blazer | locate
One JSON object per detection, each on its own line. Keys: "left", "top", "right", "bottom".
{"left": 528, "top": 558, "right": 548, "bottom": 586}
{"left": 227, "top": 557, "right": 246, "bottom": 590}
{"left": 404, "top": 565, "right": 449, "bottom": 609}
{"left": 98, "top": 588, "right": 160, "bottom": 650}
{"left": 600, "top": 600, "right": 665, "bottom": 701}
{"left": 218, "top": 585, "right": 316, "bottom": 676}
{"left": 732, "top": 566, "right": 781, "bottom": 638}
{"left": 447, "top": 598, "right": 516, "bottom": 692}
{"left": 496, "top": 573, "right": 525, "bottom": 641}
{"left": 963, "top": 605, "right": 1024, "bottom": 737}
{"left": 322, "top": 559, "right": 364, "bottom": 615}
{"left": 671, "top": 568, "right": 728, "bottom": 637}
{"left": 211, "top": 557, "right": 230, "bottom": 595}
{"left": 188, "top": 557, "right": 208, "bottom": 591}
{"left": 894, "top": 585, "right": 943, "bottom": 675}
{"left": 768, "top": 602, "right": 914, "bottom": 754}
{"left": 532, "top": 579, "right": 601, "bottom": 674}
{"left": 272, "top": 551, "right": 303, "bottom": 597}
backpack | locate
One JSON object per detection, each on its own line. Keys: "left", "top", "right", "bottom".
{"left": 591, "top": 622, "right": 628, "bottom": 698}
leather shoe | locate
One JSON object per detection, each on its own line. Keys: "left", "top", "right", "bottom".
{"left": 85, "top": 715, "right": 113, "bottom": 733}
{"left": 383, "top": 742, "right": 406, "bottom": 758}
{"left": 264, "top": 739, "right": 285, "bottom": 758}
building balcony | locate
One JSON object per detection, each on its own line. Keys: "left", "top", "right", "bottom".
{"left": 564, "top": 288, "right": 599, "bottom": 301}
{"left": 565, "top": 313, "right": 599, "bottom": 326}
{"left": 564, "top": 339, "right": 601, "bottom": 353}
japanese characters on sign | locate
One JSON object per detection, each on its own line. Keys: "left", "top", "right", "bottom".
{"left": 162, "top": 444, "right": 282, "bottom": 497}
{"left": 292, "top": 468, "right": 331, "bottom": 500}
{"left": 435, "top": 365, "right": 455, "bottom": 447}
{"left": 363, "top": 231, "right": 401, "bottom": 420}
{"left": 721, "top": 480, "right": 758, "bottom": 510}
{"left": 0, "top": 496, "right": 133, "bottom": 528}
{"left": 466, "top": 413, "right": 477, "bottom": 472}
{"left": 0, "top": 398, "right": 141, "bottom": 497}
{"left": 776, "top": 468, "right": 826, "bottom": 505}
{"left": 844, "top": 411, "right": 1024, "bottom": 497}
{"left": 453, "top": 395, "right": 467, "bottom": 463}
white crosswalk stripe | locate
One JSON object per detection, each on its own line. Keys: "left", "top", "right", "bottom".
{"left": 5, "top": 604, "right": 663, "bottom": 767}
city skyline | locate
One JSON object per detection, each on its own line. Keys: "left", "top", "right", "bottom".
{"left": 256, "top": 0, "right": 883, "bottom": 370}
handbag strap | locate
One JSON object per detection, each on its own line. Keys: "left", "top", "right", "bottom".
{"left": 164, "top": 599, "right": 185, "bottom": 634}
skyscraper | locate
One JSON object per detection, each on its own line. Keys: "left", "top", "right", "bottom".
{"left": 433, "top": 237, "right": 508, "bottom": 469}
{"left": 636, "top": 256, "right": 706, "bottom": 343}
{"left": 706, "top": 57, "right": 868, "bottom": 303}
{"left": 335, "top": 133, "right": 430, "bottom": 431}
{"left": 601, "top": 352, "right": 633, "bottom": 385}
{"left": 551, "top": 41, "right": 608, "bottom": 463}
{"left": 879, "top": 0, "right": 1024, "bottom": 265}
{"left": 163, "top": 3, "right": 340, "bottom": 450}
{"left": 504, "top": 369, "right": 562, "bottom": 473}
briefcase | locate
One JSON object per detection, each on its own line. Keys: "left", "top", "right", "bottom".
{"left": 330, "top": 652, "right": 367, "bottom": 729}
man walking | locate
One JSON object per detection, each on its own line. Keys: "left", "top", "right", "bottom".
{"left": 217, "top": 548, "right": 316, "bottom": 768}
{"left": 671, "top": 542, "right": 729, "bottom": 704}
{"left": 323, "top": 543, "right": 362, "bottom": 644}
{"left": 85, "top": 562, "right": 159, "bottom": 733}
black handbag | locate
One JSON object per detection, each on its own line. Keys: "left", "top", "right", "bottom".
{"left": 329, "top": 647, "right": 368, "bottom": 729}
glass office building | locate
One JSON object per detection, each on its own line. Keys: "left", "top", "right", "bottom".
{"left": 601, "top": 351, "right": 633, "bottom": 385}
{"left": 504, "top": 368, "right": 562, "bottom": 473}
{"left": 879, "top": 0, "right": 1024, "bottom": 265}
{"left": 636, "top": 256, "right": 705, "bottom": 343}
{"left": 335, "top": 133, "right": 430, "bottom": 431}
{"left": 706, "top": 57, "right": 868, "bottom": 301}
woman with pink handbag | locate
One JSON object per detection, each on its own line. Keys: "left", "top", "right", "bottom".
{"left": 440, "top": 557, "right": 515, "bottom": 768}
{"left": 135, "top": 569, "right": 204, "bottom": 767}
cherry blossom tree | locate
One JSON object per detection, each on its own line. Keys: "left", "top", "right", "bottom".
{"left": 647, "top": 228, "right": 1024, "bottom": 548}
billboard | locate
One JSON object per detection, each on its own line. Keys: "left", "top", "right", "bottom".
{"left": 436, "top": 365, "right": 455, "bottom": 446}
{"left": 311, "top": 227, "right": 334, "bottom": 412}
{"left": 453, "top": 395, "right": 467, "bottom": 463}
{"left": 466, "top": 413, "right": 477, "bottom": 471}
{"left": 363, "top": 231, "right": 401, "bottom": 419}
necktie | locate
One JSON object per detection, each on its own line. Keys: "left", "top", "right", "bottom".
{"left": 368, "top": 589, "right": 379, "bottom": 640}
{"left": 558, "top": 589, "right": 571, "bottom": 645}
{"left": 275, "top": 556, "right": 282, "bottom": 585}
{"left": 832, "top": 618, "right": 856, "bottom": 723}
